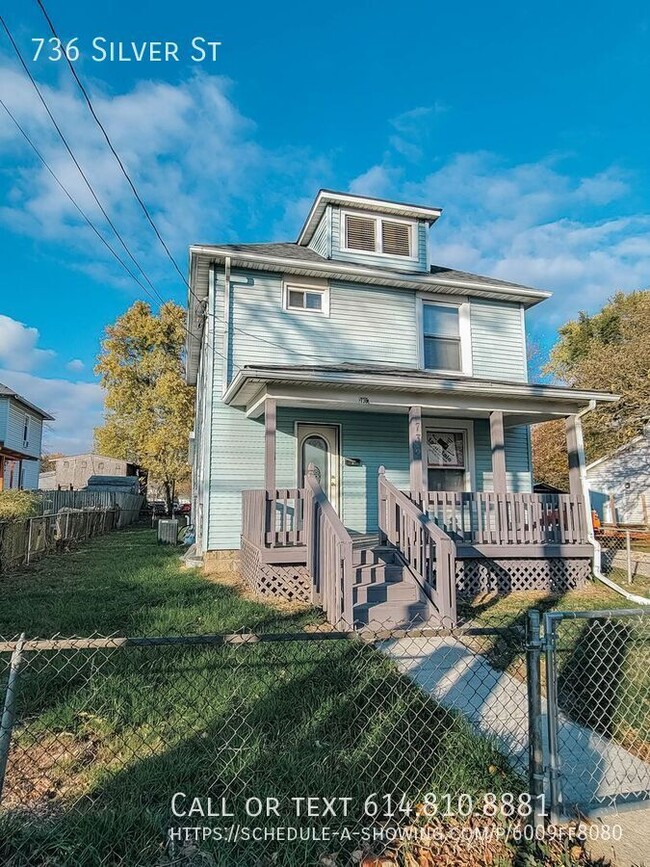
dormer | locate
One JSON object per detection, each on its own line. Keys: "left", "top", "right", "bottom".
{"left": 297, "top": 190, "right": 441, "bottom": 273}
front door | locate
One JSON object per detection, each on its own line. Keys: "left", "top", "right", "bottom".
{"left": 297, "top": 424, "right": 340, "bottom": 512}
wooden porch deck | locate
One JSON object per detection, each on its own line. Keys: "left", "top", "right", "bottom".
{"left": 241, "top": 472, "right": 593, "bottom": 628}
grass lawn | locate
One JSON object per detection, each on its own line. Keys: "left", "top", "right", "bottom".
{"left": 0, "top": 526, "right": 552, "bottom": 867}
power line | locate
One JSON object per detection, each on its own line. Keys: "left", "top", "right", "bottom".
{"left": 0, "top": 12, "right": 167, "bottom": 307}
{"left": 35, "top": 0, "right": 193, "bottom": 294}
{"left": 0, "top": 97, "right": 158, "bottom": 304}
{"left": 0, "top": 17, "right": 228, "bottom": 366}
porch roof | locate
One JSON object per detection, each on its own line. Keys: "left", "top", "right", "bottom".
{"left": 224, "top": 363, "right": 619, "bottom": 425}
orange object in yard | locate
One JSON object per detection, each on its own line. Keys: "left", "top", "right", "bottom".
{"left": 592, "top": 510, "right": 601, "bottom": 530}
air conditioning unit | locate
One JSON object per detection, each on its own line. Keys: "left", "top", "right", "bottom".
{"left": 157, "top": 519, "right": 179, "bottom": 545}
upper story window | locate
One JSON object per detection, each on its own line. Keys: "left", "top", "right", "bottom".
{"left": 422, "top": 301, "right": 471, "bottom": 374}
{"left": 342, "top": 211, "right": 416, "bottom": 259}
{"left": 22, "top": 414, "right": 30, "bottom": 446}
{"left": 283, "top": 281, "right": 330, "bottom": 316}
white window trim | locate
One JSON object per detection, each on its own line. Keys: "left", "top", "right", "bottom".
{"left": 22, "top": 414, "right": 30, "bottom": 447}
{"left": 417, "top": 295, "right": 473, "bottom": 376}
{"left": 340, "top": 208, "right": 419, "bottom": 261}
{"left": 282, "top": 280, "right": 330, "bottom": 317}
{"left": 423, "top": 419, "right": 476, "bottom": 492}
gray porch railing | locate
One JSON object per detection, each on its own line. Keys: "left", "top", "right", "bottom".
{"left": 304, "top": 470, "right": 355, "bottom": 628}
{"left": 378, "top": 468, "right": 457, "bottom": 624}
{"left": 241, "top": 489, "right": 308, "bottom": 548}
{"left": 425, "top": 491, "right": 588, "bottom": 546}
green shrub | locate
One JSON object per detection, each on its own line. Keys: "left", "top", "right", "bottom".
{"left": 0, "top": 490, "right": 40, "bottom": 520}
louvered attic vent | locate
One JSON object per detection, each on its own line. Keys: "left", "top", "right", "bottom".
{"left": 382, "top": 220, "right": 411, "bottom": 256}
{"left": 345, "top": 215, "right": 376, "bottom": 251}
{"left": 343, "top": 212, "right": 414, "bottom": 257}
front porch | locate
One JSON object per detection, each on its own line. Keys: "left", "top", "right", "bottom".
{"left": 230, "top": 364, "right": 615, "bottom": 628}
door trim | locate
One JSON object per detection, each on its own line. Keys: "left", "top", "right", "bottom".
{"left": 295, "top": 422, "right": 341, "bottom": 513}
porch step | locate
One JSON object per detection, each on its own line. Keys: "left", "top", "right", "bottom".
{"left": 353, "top": 578, "right": 417, "bottom": 606}
{"left": 353, "top": 600, "right": 430, "bottom": 630}
{"left": 351, "top": 541, "right": 436, "bottom": 630}
{"left": 353, "top": 545, "right": 399, "bottom": 567}
{"left": 354, "top": 562, "right": 403, "bottom": 585}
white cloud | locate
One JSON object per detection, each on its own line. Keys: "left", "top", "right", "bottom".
{"left": 66, "top": 358, "right": 85, "bottom": 372}
{"left": 0, "top": 62, "right": 328, "bottom": 290}
{"left": 0, "top": 368, "right": 103, "bottom": 454}
{"left": 0, "top": 315, "right": 56, "bottom": 371}
{"left": 348, "top": 141, "right": 647, "bottom": 335}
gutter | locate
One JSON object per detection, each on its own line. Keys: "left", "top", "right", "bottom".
{"left": 577, "top": 401, "right": 650, "bottom": 606}
{"left": 222, "top": 256, "right": 231, "bottom": 392}
{"left": 189, "top": 245, "right": 552, "bottom": 306}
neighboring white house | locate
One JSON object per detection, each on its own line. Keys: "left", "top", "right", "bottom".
{"left": 586, "top": 427, "right": 650, "bottom": 525}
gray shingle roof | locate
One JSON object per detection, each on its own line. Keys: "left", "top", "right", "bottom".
{"left": 0, "top": 381, "right": 54, "bottom": 420}
{"left": 200, "top": 242, "right": 537, "bottom": 293}
{"left": 206, "top": 242, "right": 327, "bottom": 262}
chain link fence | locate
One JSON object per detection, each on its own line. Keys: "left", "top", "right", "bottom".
{"left": 543, "top": 608, "right": 650, "bottom": 821}
{"left": 0, "top": 612, "right": 647, "bottom": 866}
{"left": 596, "top": 527, "right": 650, "bottom": 593}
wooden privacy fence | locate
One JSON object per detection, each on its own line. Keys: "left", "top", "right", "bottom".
{"left": 426, "top": 491, "right": 588, "bottom": 546}
{"left": 35, "top": 490, "right": 143, "bottom": 527}
{"left": 379, "top": 469, "right": 457, "bottom": 623}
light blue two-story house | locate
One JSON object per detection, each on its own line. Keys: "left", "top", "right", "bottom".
{"left": 0, "top": 382, "right": 53, "bottom": 491}
{"left": 186, "top": 190, "right": 617, "bottom": 628}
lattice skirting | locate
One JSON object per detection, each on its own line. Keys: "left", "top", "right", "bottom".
{"left": 456, "top": 557, "right": 591, "bottom": 599}
{"left": 241, "top": 539, "right": 312, "bottom": 603}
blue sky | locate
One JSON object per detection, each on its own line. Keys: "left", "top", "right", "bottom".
{"left": 0, "top": 0, "right": 648, "bottom": 453}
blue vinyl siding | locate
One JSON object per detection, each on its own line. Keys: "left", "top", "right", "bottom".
{"left": 20, "top": 460, "right": 40, "bottom": 490}
{"left": 0, "top": 399, "right": 7, "bottom": 443}
{"left": 329, "top": 207, "right": 429, "bottom": 273}
{"left": 470, "top": 299, "right": 527, "bottom": 382}
{"left": 229, "top": 268, "right": 419, "bottom": 370}
{"left": 3, "top": 400, "right": 43, "bottom": 459}
{"left": 307, "top": 209, "right": 330, "bottom": 257}
{"left": 201, "top": 268, "right": 532, "bottom": 551}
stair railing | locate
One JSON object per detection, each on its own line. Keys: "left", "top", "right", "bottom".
{"left": 304, "top": 465, "right": 355, "bottom": 628}
{"left": 378, "top": 467, "right": 457, "bottom": 624}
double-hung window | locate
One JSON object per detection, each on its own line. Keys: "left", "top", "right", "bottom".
{"left": 422, "top": 302, "right": 462, "bottom": 372}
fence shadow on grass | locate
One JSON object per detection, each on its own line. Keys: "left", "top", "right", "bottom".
{"left": 0, "top": 637, "right": 521, "bottom": 867}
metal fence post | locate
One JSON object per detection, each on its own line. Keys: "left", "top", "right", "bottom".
{"left": 544, "top": 612, "right": 562, "bottom": 824}
{"left": 526, "top": 610, "right": 545, "bottom": 827}
{"left": 0, "top": 632, "right": 26, "bottom": 804}
{"left": 625, "top": 530, "right": 632, "bottom": 584}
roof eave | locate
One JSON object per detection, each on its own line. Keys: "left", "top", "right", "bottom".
{"left": 297, "top": 190, "right": 443, "bottom": 246}
{"left": 188, "top": 245, "right": 551, "bottom": 307}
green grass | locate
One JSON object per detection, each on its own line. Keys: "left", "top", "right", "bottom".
{"left": 0, "top": 527, "right": 530, "bottom": 867}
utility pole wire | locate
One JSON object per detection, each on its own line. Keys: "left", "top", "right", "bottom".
{"left": 35, "top": 0, "right": 193, "bottom": 294}
{"left": 0, "top": 12, "right": 166, "bottom": 306}
{"left": 0, "top": 97, "right": 158, "bottom": 305}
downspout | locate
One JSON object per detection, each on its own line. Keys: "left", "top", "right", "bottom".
{"left": 578, "top": 400, "right": 650, "bottom": 605}
{"left": 222, "top": 256, "right": 231, "bottom": 393}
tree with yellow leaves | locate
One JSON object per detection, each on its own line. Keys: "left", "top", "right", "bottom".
{"left": 94, "top": 301, "right": 195, "bottom": 515}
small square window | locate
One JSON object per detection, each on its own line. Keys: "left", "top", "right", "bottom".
{"left": 284, "top": 284, "right": 328, "bottom": 315}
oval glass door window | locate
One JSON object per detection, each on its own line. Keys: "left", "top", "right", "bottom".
{"left": 302, "top": 435, "right": 329, "bottom": 494}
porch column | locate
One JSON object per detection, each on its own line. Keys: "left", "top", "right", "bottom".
{"left": 0, "top": 455, "right": 4, "bottom": 491}
{"left": 565, "top": 414, "right": 586, "bottom": 498}
{"left": 264, "top": 398, "right": 276, "bottom": 493}
{"left": 408, "top": 405, "right": 427, "bottom": 501}
{"left": 489, "top": 411, "right": 507, "bottom": 493}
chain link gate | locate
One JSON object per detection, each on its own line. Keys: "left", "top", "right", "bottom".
{"left": 530, "top": 608, "right": 650, "bottom": 824}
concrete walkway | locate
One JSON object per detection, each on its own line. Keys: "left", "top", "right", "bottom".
{"left": 384, "top": 635, "right": 650, "bottom": 815}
